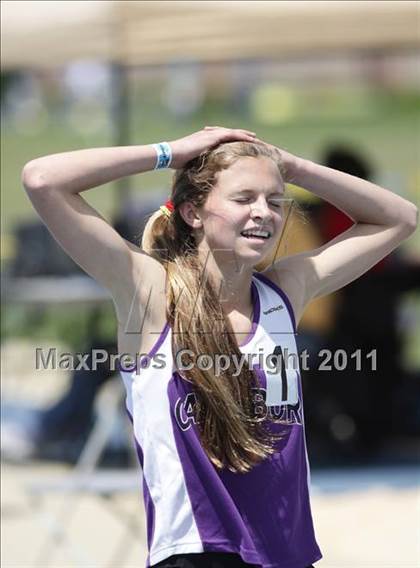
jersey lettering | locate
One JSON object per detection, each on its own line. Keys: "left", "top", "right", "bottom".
{"left": 175, "top": 387, "right": 302, "bottom": 431}
{"left": 174, "top": 392, "right": 198, "bottom": 431}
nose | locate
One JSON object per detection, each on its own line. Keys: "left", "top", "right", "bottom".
{"left": 249, "top": 198, "right": 271, "bottom": 222}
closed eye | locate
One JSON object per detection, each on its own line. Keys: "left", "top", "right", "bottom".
{"left": 234, "top": 198, "right": 283, "bottom": 208}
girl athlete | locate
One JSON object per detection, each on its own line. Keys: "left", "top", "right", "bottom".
{"left": 23, "top": 127, "right": 418, "bottom": 568}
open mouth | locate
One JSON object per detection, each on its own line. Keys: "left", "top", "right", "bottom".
{"left": 240, "top": 229, "right": 271, "bottom": 241}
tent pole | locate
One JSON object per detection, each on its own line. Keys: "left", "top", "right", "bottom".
{"left": 110, "top": 61, "right": 130, "bottom": 212}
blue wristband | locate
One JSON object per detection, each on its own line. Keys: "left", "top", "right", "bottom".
{"left": 153, "top": 142, "right": 172, "bottom": 169}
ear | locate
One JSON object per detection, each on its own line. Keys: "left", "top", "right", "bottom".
{"left": 179, "top": 202, "right": 203, "bottom": 229}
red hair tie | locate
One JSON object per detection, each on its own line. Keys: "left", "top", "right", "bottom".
{"left": 159, "top": 198, "right": 174, "bottom": 218}
{"left": 165, "top": 199, "right": 174, "bottom": 212}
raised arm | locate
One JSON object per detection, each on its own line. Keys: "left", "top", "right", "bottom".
{"left": 21, "top": 127, "right": 257, "bottom": 314}
{"left": 21, "top": 144, "right": 166, "bottom": 316}
{"left": 265, "top": 147, "right": 418, "bottom": 322}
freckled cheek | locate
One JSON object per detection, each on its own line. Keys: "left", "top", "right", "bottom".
{"left": 204, "top": 209, "right": 242, "bottom": 233}
{"left": 205, "top": 222, "right": 239, "bottom": 243}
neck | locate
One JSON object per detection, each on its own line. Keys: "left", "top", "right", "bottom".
{"left": 198, "top": 247, "right": 254, "bottom": 314}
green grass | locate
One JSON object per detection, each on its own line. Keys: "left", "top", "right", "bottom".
{"left": 2, "top": 88, "right": 420, "bottom": 240}
{"left": 3, "top": 96, "right": 419, "bottom": 261}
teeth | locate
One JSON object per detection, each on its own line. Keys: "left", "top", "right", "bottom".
{"left": 242, "top": 230, "right": 270, "bottom": 238}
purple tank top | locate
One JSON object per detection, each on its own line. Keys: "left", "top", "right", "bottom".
{"left": 119, "top": 272, "right": 322, "bottom": 567}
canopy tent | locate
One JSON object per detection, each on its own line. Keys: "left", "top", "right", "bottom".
{"left": 2, "top": 1, "right": 419, "bottom": 70}
{"left": 2, "top": 1, "right": 419, "bottom": 205}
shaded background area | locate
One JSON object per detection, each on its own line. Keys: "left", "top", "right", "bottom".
{"left": 1, "top": 2, "right": 419, "bottom": 567}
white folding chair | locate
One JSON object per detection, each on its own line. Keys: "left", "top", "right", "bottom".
{"left": 25, "top": 377, "right": 146, "bottom": 567}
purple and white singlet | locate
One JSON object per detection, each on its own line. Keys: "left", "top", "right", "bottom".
{"left": 119, "top": 272, "right": 322, "bottom": 567}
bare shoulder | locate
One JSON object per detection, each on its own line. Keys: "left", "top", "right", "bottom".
{"left": 261, "top": 255, "right": 309, "bottom": 327}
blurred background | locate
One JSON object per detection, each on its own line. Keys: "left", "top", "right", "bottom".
{"left": 1, "top": 1, "right": 419, "bottom": 567}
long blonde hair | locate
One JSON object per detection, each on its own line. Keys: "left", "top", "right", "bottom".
{"left": 142, "top": 142, "right": 293, "bottom": 473}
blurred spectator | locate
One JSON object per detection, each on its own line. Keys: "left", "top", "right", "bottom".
{"left": 305, "top": 145, "right": 420, "bottom": 463}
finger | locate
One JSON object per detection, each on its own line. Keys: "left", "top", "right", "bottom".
{"left": 236, "top": 132, "right": 258, "bottom": 141}
{"left": 228, "top": 130, "right": 257, "bottom": 140}
{"left": 205, "top": 126, "right": 256, "bottom": 137}
{"left": 220, "top": 132, "right": 258, "bottom": 144}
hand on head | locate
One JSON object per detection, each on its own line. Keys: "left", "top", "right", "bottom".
{"left": 168, "top": 126, "right": 298, "bottom": 183}
{"left": 169, "top": 126, "right": 258, "bottom": 169}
